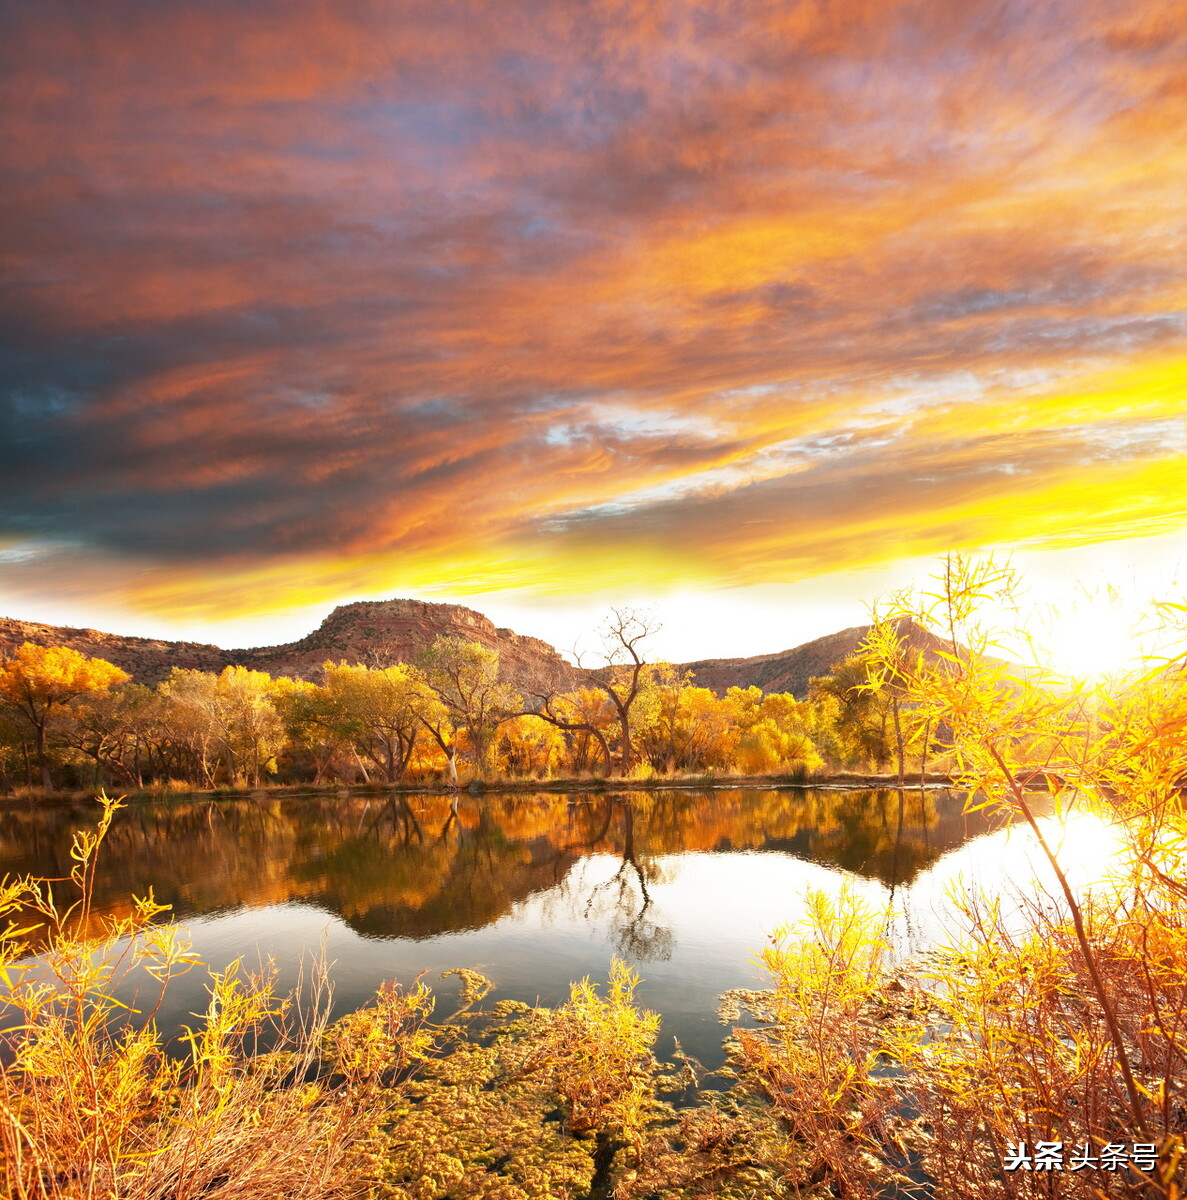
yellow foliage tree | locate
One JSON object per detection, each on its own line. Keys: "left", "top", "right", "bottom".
{"left": 533, "top": 685, "right": 617, "bottom": 775}
{"left": 808, "top": 656, "right": 896, "bottom": 769}
{"left": 727, "top": 686, "right": 823, "bottom": 775}
{"left": 418, "top": 636, "right": 520, "bottom": 780}
{"left": 272, "top": 677, "right": 348, "bottom": 785}
{"left": 636, "top": 670, "right": 742, "bottom": 772}
{"left": 494, "top": 714, "right": 567, "bottom": 778}
{"left": 0, "top": 643, "right": 129, "bottom": 789}
{"left": 158, "top": 665, "right": 283, "bottom": 787}
{"left": 321, "top": 661, "right": 444, "bottom": 783}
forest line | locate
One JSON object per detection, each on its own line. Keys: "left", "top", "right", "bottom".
{"left": 0, "top": 610, "right": 948, "bottom": 796}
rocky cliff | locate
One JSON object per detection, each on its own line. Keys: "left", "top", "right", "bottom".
{"left": 0, "top": 602, "right": 948, "bottom": 698}
{"left": 234, "top": 599, "right": 582, "bottom": 693}
{"left": 0, "top": 599, "right": 582, "bottom": 693}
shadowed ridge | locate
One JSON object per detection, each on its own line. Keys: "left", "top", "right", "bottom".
{"left": 676, "top": 618, "right": 953, "bottom": 699}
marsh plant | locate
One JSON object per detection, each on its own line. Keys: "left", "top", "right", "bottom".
{"left": 0, "top": 794, "right": 440, "bottom": 1200}
{"left": 0, "top": 802, "right": 672, "bottom": 1200}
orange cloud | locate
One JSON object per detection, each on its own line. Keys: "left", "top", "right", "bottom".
{"left": 2, "top": 0, "right": 1186, "bottom": 634}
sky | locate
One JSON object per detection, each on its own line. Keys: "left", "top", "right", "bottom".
{"left": 2, "top": 0, "right": 1186, "bottom": 667}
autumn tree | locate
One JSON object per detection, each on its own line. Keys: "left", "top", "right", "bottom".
{"left": 322, "top": 661, "right": 443, "bottom": 784}
{"left": 872, "top": 554, "right": 1175, "bottom": 1171}
{"left": 521, "top": 681, "right": 617, "bottom": 777}
{"left": 418, "top": 637, "right": 519, "bottom": 780}
{"left": 0, "top": 705, "right": 31, "bottom": 790}
{"left": 156, "top": 670, "right": 223, "bottom": 786}
{"left": 727, "top": 686, "right": 822, "bottom": 775}
{"left": 635, "top": 668, "right": 743, "bottom": 773}
{"left": 0, "top": 643, "right": 129, "bottom": 789}
{"left": 633, "top": 664, "right": 687, "bottom": 773}
{"left": 492, "top": 715, "right": 566, "bottom": 778}
{"left": 808, "top": 655, "right": 896, "bottom": 770}
{"left": 854, "top": 611, "right": 944, "bottom": 785}
{"left": 158, "top": 666, "right": 283, "bottom": 787}
{"left": 216, "top": 666, "right": 285, "bottom": 786}
{"left": 62, "top": 683, "right": 161, "bottom": 789}
{"left": 272, "top": 678, "right": 349, "bottom": 784}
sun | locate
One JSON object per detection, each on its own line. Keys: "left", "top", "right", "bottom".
{"left": 1039, "top": 590, "right": 1145, "bottom": 683}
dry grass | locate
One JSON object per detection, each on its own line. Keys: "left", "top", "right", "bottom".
{"left": 0, "top": 794, "right": 435, "bottom": 1200}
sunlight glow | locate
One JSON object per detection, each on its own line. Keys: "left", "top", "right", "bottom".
{"left": 926, "top": 807, "right": 1130, "bottom": 948}
{"left": 1045, "top": 810, "right": 1131, "bottom": 883}
{"left": 1038, "top": 590, "right": 1146, "bottom": 682}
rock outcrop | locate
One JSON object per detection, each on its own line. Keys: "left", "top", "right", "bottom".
{"left": 0, "top": 600, "right": 583, "bottom": 694}
{"left": 234, "top": 599, "right": 582, "bottom": 693}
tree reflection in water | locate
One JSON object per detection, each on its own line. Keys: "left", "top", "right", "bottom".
{"left": 575, "top": 798, "right": 675, "bottom": 963}
{"left": 0, "top": 787, "right": 1002, "bottom": 957}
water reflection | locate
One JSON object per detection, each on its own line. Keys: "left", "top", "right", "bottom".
{"left": 2, "top": 787, "right": 1046, "bottom": 1067}
{"left": 0, "top": 788, "right": 992, "bottom": 947}
{"left": 576, "top": 801, "right": 675, "bottom": 962}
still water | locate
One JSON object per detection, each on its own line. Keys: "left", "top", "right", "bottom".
{"left": 2, "top": 786, "right": 1104, "bottom": 1070}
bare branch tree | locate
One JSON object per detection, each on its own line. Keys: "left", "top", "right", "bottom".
{"left": 417, "top": 636, "right": 520, "bottom": 780}
{"left": 583, "top": 608, "right": 659, "bottom": 777}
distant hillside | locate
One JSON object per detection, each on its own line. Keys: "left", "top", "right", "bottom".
{"left": 0, "top": 599, "right": 582, "bottom": 693}
{"left": 232, "top": 599, "right": 582, "bottom": 693}
{"left": 0, "top": 617, "right": 231, "bottom": 685}
{"left": 678, "top": 620, "right": 952, "bottom": 699}
{"left": 1, "top": 602, "right": 952, "bottom": 699}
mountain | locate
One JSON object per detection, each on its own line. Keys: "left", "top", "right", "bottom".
{"left": 679, "top": 620, "right": 952, "bottom": 699}
{"left": 233, "top": 599, "right": 583, "bottom": 692}
{"left": 0, "top": 599, "right": 582, "bottom": 693}
{"left": 1, "top": 601, "right": 948, "bottom": 698}
{"left": 0, "top": 617, "right": 231, "bottom": 685}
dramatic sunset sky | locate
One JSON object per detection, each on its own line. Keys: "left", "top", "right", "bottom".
{"left": 2, "top": 0, "right": 1186, "bottom": 664}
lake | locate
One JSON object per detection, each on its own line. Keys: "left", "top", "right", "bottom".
{"left": 3, "top": 785, "right": 1114, "bottom": 1071}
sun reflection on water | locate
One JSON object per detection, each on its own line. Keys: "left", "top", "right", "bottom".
{"left": 903, "top": 805, "right": 1130, "bottom": 955}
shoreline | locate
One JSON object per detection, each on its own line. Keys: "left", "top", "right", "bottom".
{"left": 0, "top": 770, "right": 1029, "bottom": 810}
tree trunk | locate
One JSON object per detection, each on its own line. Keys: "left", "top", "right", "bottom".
{"left": 35, "top": 721, "right": 52, "bottom": 790}
{"left": 594, "top": 729, "right": 613, "bottom": 776}
{"left": 397, "top": 737, "right": 416, "bottom": 782}
{"left": 892, "top": 697, "right": 905, "bottom": 788}
{"left": 618, "top": 710, "right": 633, "bottom": 776}
{"left": 199, "top": 747, "right": 215, "bottom": 789}
{"left": 918, "top": 717, "right": 931, "bottom": 788}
